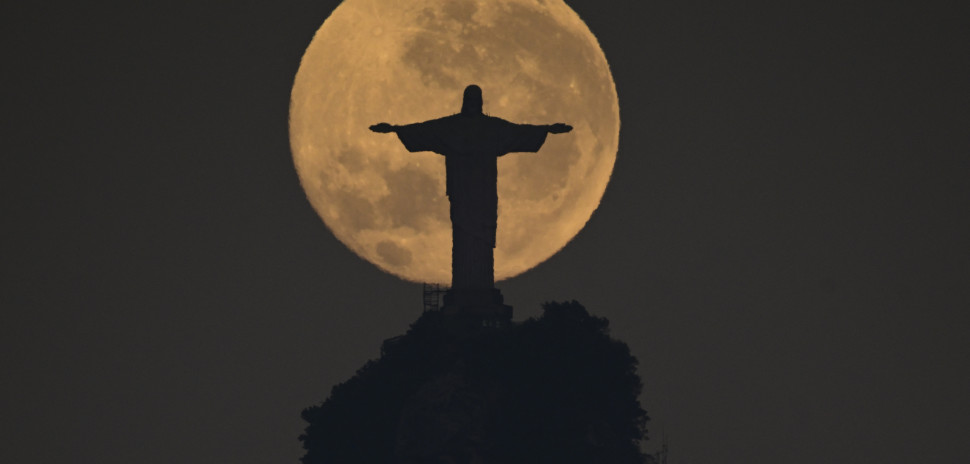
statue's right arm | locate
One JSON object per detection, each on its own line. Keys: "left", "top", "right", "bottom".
{"left": 373, "top": 119, "right": 441, "bottom": 153}
{"left": 369, "top": 123, "right": 397, "bottom": 133}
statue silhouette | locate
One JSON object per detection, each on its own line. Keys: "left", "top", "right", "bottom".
{"left": 371, "top": 85, "right": 571, "bottom": 316}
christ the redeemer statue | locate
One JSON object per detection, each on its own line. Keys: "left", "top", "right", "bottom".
{"left": 371, "top": 85, "right": 571, "bottom": 316}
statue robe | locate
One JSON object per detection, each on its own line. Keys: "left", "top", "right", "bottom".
{"left": 393, "top": 113, "right": 550, "bottom": 290}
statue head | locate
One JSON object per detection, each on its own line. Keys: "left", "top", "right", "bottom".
{"left": 461, "top": 85, "right": 483, "bottom": 115}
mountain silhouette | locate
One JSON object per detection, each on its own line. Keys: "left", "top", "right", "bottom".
{"left": 300, "top": 301, "right": 651, "bottom": 464}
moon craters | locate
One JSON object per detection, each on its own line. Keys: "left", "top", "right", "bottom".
{"left": 291, "top": 0, "right": 618, "bottom": 283}
{"left": 377, "top": 240, "right": 413, "bottom": 267}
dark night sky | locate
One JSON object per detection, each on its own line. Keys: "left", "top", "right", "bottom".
{"left": 3, "top": 1, "right": 968, "bottom": 463}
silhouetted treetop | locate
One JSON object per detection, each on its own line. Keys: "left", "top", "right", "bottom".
{"left": 300, "top": 301, "right": 650, "bottom": 464}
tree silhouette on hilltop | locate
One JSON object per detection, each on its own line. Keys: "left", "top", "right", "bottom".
{"left": 300, "top": 301, "right": 650, "bottom": 464}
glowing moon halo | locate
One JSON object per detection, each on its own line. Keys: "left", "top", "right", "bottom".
{"left": 290, "top": 0, "right": 618, "bottom": 284}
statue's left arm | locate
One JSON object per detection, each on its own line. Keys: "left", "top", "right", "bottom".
{"left": 547, "top": 123, "right": 573, "bottom": 134}
{"left": 498, "top": 120, "right": 572, "bottom": 154}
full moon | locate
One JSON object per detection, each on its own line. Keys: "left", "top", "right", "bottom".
{"left": 290, "top": 0, "right": 618, "bottom": 284}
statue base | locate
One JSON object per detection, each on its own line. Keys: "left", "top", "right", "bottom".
{"left": 441, "top": 288, "right": 512, "bottom": 326}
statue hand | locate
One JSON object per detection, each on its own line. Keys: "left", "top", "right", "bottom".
{"left": 548, "top": 123, "right": 572, "bottom": 134}
{"left": 370, "top": 123, "right": 395, "bottom": 133}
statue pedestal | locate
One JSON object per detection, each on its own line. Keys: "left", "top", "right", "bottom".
{"left": 441, "top": 288, "right": 512, "bottom": 326}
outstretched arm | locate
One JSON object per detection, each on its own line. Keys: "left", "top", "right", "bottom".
{"left": 546, "top": 123, "right": 572, "bottom": 134}
{"left": 369, "top": 123, "right": 398, "bottom": 133}
{"left": 371, "top": 120, "right": 444, "bottom": 153}
{"left": 497, "top": 121, "right": 572, "bottom": 154}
